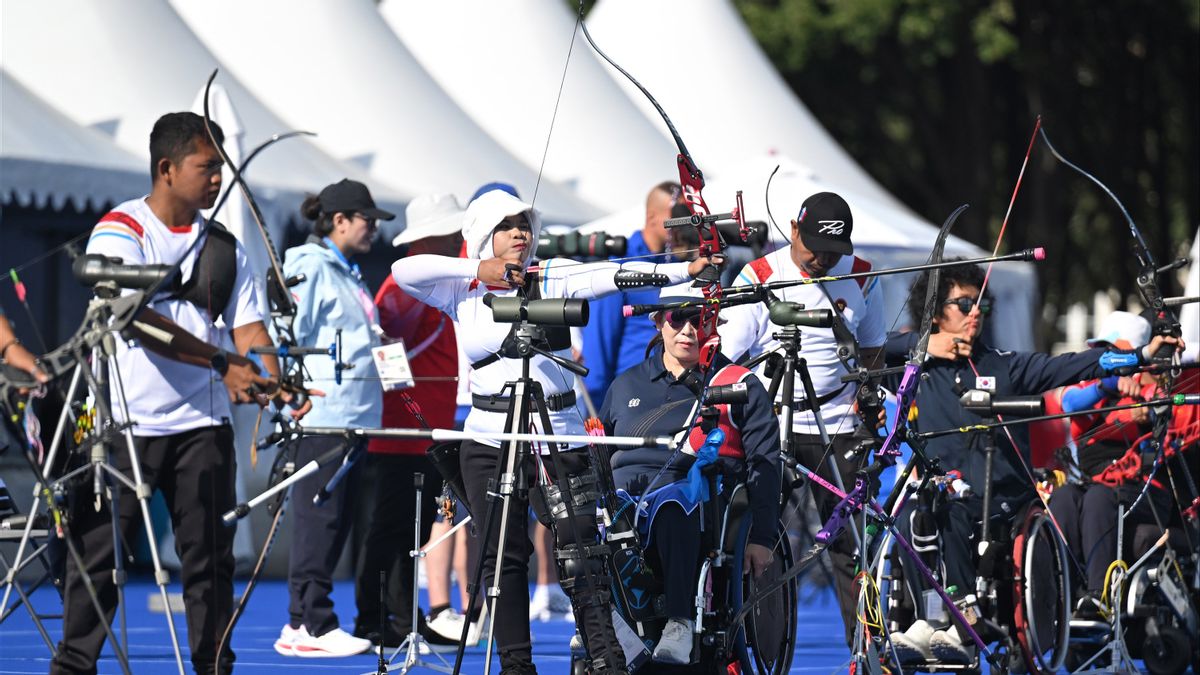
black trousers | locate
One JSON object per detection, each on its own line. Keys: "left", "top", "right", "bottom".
{"left": 287, "top": 435, "right": 362, "bottom": 636}
{"left": 793, "top": 432, "right": 867, "bottom": 646}
{"left": 647, "top": 502, "right": 701, "bottom": 619}
{"left": 893, "top": 494, "right": 987, "bottom": 622}
{"left": 353, "top": 453, "right": 439, "bottom": 635}
{"left": 1049, "top": 481, "right": 1173, "bottom": 592}
{"left": 460, "top": 440, "right": 625, "bottom": 673}
{"left": 50, "top": 425, "right": 237, "bottom": 675}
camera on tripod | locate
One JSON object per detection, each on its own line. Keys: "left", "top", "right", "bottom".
{"left": 536, "top": 230, "right": 627, "bottom": 261}
{"left": 484, "top": 293, "right": 589, "bottom": 327}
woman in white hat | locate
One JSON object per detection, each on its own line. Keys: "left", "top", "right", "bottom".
{"left": 391, "top": 188, "right": 717, "bottom": 674}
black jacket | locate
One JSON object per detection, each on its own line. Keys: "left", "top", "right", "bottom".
{"left": 600, "top": 348, "right": 782, "bottom": 546}
{"left": 885, "top": 332, "right": 1107, "bottom": 511}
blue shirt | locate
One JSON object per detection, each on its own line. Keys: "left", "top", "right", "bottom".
{"left": 581, "top": 230, "right": 670, "bottom": 405}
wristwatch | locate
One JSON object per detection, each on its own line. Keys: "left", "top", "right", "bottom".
{"left": 210, "top": 350, "right": 230, "bottom": 375}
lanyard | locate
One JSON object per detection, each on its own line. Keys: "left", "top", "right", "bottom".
{"left": 322, "top": 237, "right": 362, "bottom": 282}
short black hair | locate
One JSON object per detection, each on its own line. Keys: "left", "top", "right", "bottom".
{"left": 907, "top": 257, "right": 990, "bottom": 327}
{"left": 148, "top": 112, "right": 224, "bottom": 180}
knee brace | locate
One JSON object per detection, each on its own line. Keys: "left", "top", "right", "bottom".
{"left": 540, "top": 469, "right": 602, "bottom": 523}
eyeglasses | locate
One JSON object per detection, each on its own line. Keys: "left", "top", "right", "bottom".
{"left": 943, "top": 297, "right": 992, "bottom": 316}
{"left": 664, "top": 310, "right": 702, "bottom": 331}
{"left": 354, "top": 213, "right": 378, "bottom": 230}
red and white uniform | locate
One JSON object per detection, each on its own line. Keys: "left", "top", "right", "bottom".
{"left": 720, "top": 249, "right": 885, "bottom": 435}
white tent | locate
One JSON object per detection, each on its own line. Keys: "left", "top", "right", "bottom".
{"left": 379, "top": 0, "right": 680, "bottom": 212}
{"left": 170, "top": 0, "right": 600, "bottom": 225}
{"left": 0, "top": 0, "right": 409, "bottom": 235}
{"left": 1, "top": 70, "right": 146, "bottom": 211}
{"left": 581, "top": 154, "right": 1039, "bottom": 350}
{"left": 587, "top": 0, "right": 912, "bottom": 214}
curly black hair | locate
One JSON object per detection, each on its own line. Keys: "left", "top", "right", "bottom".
{"left": 906, "top": 257, "right": 991, "bottom": 327}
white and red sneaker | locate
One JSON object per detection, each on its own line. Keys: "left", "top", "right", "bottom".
{"left": 291, "top": 627, "right": 372, "bottom": 658}
{"left": 273, "top": 624, "right": 307, "bottom": 656}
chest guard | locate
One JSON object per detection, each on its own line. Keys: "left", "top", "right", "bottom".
{"left": 169, "top": 221, "right": 238, "bottom": 323}
{"left": 686, "top": 364, "right": 750, "bottom": 460}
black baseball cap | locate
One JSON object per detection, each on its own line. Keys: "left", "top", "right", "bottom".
{"left": 796, "top": 192, "right": 853, "bottom": 255}
{"left": 318, "top": 179, "right": 396, "bottom": 221}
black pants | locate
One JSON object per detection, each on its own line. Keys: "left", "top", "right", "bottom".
{"left": 287, "top": 435, "right": 362, "bottom": 637}
{"left": 460, "top": 440, "right": 625, "bottom": 673}
{"left": 648, "top": 502, "right": 701, "bottom": 619}
{"left": 51, "top": 426, "right": 236, "bottom": 675}
{"left": 353, "top": 453, "right": 439, "bottom": 635}
{"left": 893, "top": 494, "right": 988, "bottom": 623}
{"left": 1049, "top": 481, "right": 1173, "bottom": 592}
{"left": 793, "top": 432, "right": 868, "bottom": 646}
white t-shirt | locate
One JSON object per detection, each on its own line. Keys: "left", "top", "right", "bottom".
{"left": 393, "top": 256, "right": 691, "bottom": 450}
{"left": 720, "top": 249, "right": 886, "bottom": 435}
{"left": 85, "top": 197, "right": 263, "bottom": 435}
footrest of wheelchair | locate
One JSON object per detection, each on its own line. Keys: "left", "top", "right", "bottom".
{"left": 1069, "top": 619, "right": 1112, "bottom": 641}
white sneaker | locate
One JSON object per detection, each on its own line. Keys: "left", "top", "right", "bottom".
{"left": 930, "top": 627, "right": 973, "bottom": 664}
{"left": 426, "top": 607, "right": 468, "bottom": 642}
{"left": 889, "top": 619, "right": 934, "bottom": 664}
{"left": 273, "top": 624, "right": 306, "bottom": 656}
{"left": 652, "top": 618, "right": 694, "bottom": 665}
{"left": 292, "top": 626, "right": 372, "bottom": 658}
{"left": 530, "top": 584, "right": 572, "bottom": 621}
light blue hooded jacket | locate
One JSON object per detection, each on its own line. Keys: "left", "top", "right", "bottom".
{"left": 281, "top": 236, "right": 382, "bottom": 428}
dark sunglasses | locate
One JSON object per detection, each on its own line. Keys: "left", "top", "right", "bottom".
{"left": 663, "top": 309, "right": 703, "bottom": 330}
{"left": 943, "top": 297, "right": 992, "bottom": 315}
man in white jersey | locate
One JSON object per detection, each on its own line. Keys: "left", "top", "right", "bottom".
{"left": 51, "top": 112, "right": 297, "bottom": 675}
{"left": 720, "top": 191, "right": 885, "bottom": 645}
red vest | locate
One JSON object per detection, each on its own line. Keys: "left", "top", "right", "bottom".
{"left": 685, "top": 364, "right": 753, "bottom": 460}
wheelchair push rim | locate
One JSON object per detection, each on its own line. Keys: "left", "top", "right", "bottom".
{"left": 1012, "top": 505, "right": 1071, "bottom": 674}
{"left": 730, "top": 514, "right": 798, "bottom": 675}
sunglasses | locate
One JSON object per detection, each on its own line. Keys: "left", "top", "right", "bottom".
{"left": 663, "top": 309, "right": 703, "bottom": 330}
{"left": 943, "top": 297, "right": 992, "bottom": 316}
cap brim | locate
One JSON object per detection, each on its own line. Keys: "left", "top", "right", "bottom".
{"left": 392, "top": 212, "right": 465, "bottom": 247}
{"left": 362, "top": 207, "right": 396, "bottom": 221}
{"left": 800, "top": 231, "right": 853, "bottom": 255}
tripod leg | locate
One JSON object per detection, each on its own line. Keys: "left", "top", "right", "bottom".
{"left": 0, "top": 364, "right": 82, "bottom": 618}
{"left": 533, "top": 397, "right": 626, "bottom": 674}
{"left": 99, "top": 356, "right": 187, "bottom": 675}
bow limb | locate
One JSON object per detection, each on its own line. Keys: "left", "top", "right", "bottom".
{"left": 1038, "top": 125, "right": 1181, "bottom": 348}
{"left": 202, "top": 70, "right": 297, "bottom": 325}
{"left": 577, "top": 4, "right": 731, "bottom": 370}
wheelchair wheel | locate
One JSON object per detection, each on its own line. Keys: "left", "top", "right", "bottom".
{"left": 1011, "top": 505, "right": 1070, "bottom": 674}
{"left": 730, "top": 514, "right": 797, "bottom": 675}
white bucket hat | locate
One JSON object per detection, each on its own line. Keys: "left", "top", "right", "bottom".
{"left": 1086, "top": 310, "right": 1151, "bottom": 349}
{"left": 392, "top": 193, "right": 465, "bottom": 247}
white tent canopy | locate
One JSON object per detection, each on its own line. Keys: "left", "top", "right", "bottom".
{"left": 379, "top": 0, "right": 680, "bottom": 212}
{"left": 1, "top": 69, "right": 147, "bottom": 212}
{"left": 588, "top": 0, "right": 911, "bottom": 215}
{"left": 171, "top": 0, "right": 599, "bottom": 225}
{"left": 580, "top": 153, "right": 1038, "bottom": 350}
{"left": 0, "top": 0, "right": 409, "bottom": 232}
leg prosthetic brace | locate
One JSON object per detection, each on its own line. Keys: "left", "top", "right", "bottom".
{"left": 539, "top": 466, "right": 627, "bottom": 674}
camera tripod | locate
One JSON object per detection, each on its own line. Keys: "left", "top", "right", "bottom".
{"left": 0, "top": 283, "right": 186, "bottom": 675}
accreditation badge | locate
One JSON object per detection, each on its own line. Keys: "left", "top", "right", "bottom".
{"left": 373, "top": 341, "right": 415, "bottom": 391}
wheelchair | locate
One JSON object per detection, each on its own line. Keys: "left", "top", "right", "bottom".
{"left": 572, "top": 479, "right": 798, "bottom": 674}
{"left": 873, "top": 490, "right": 1072, "bottom": 674}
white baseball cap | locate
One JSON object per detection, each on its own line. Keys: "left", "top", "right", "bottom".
{"left": 1086, "top": 310, "right": 1151, "bottom": 349}
{"left": 392, "top": 193, "right": 465, "bottom": 247}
